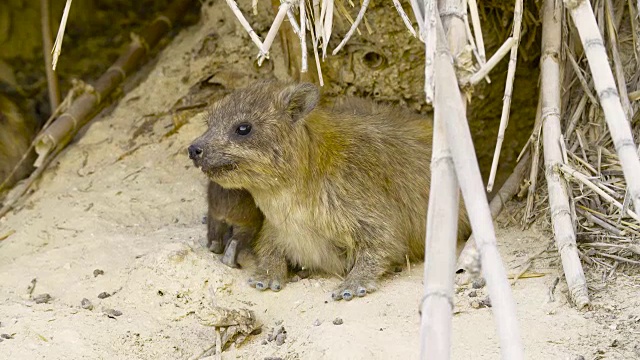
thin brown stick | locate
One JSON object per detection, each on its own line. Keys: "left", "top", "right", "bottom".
{"left": 41, "top": 0, "right": 60, "bottom": 110}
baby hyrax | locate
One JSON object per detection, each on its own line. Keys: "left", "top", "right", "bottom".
{"left": 189, "top": 80, "right": 470, "bottom": 301}
{"left": 203, "top": 180, "right": 264, "bottom": 268}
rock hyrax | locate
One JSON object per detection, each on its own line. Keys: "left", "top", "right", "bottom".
{"left": 189, "top": 80, "right": 470, "bottom": 301}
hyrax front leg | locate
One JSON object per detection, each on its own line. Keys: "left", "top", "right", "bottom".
{"left": 332, "top": 250, "right": 389, "bottom": 301}
{"left": 248, "top": 227, "right": 288, "bottom": 292}
{"left": 220, "top": 224, "right": 257, "bottom": 268}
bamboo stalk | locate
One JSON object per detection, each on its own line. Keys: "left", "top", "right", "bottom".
{"left": 225, "top": 0, "right": 265, "bottom": 51}
{"left": 565, "top": 0, "right": 640, "bottom": 216}
{"left": 420, "top": 1, "right": 466, "bottom": 357}
{"left": 423, "top": 0, "right": 437, "bottom": 104}
{"left": 541, "top": 0, "right": 589, "bottom": 309}
{"left": 486, "top": 0, "right": 523, "bottom": 192}
{"left": 258, "top": 0, "right": 294, "bottom": 65}
{"left": 300, "top": 0, "right": 308, "bottom": 72}
{"left": 435, "top": 14, "right": 524, "bottom": 360}
{"left": 420, "top": 58, "right": 460, "bottom": 360}
{"left": 392, "top": 0, "right": 417, "bottom": 37}
{"left": 34, "top": 0, "right": 193, "bottom": 166}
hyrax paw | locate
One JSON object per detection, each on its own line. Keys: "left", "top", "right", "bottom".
{"left": 331, "top": 279, "right": 377, "bottom": 301}
{"left": 248, "top": 270, "right": 286, "bottom": 292}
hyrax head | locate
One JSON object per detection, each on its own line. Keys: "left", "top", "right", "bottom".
{"left": 188, "top": 80, "right": 319, "bottom": 189}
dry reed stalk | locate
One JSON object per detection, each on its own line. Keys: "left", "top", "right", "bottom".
{"left": 604, "top": 0, "right": 633, "bottom": 120}
{"left": 486, "top": 0, "right": 523, "bottom": 192}
{"left": 34, "top": 0, "right": 193, "bottom": 166}
{"left": 392, "top": 0, "right": 417, "bottom": 37}
{"left": 435, "top": 15, "right": 524, "bottom": 359}
{"left": 565, "top": 46, "right": 598, "bottom": 105}
{"left": 565, "top": 0, "right": 640, "bottom": 216}
{"left": 420, "top": 1, "right": 466, "bottom": 357}
{"left": 524, "top": 97, "right": 543, "bottom": 223}
{"left": 423, "top": 0, "right": 437, "bottom": 104}
{"left": 300, "top": 0, "right": 308, "bottom": 72}
{"left": 226, "top": 0, "right": 265, "bottom": 51}
{"left": 320, "top": 0, "right": 334, "bottom": 59}
{"left": 258, "top": 0, "right": 295, "bottom": 65}
{"left": 51, "top": 0, "right": 72, "bottom": 71}
{"left": 466, "top": 0, "right": 485, "bottom": 63}
{"left": 41, "top": 0, "right": 60, "bottom": 110}
{"left": 558, "top": 163, "right": 640, "bottom": 222}
{"left": 409, "top": 0, "right": 425, "bottom": 39}
{"left": 468, "top": 38, "right": 515, "bottom": 86}
{"left": 541, "top": 0, "right": 589, "bottom": 309}
{"left": 457, "top": 151, "right": 532, "bottom": 273}
{"left": 420, "top": 63, "right": 460, "bottom": 360}
{"left": 332, "top": 0, "right": 370, "bottom": 54}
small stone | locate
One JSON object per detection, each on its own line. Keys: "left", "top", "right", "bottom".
{"left": 98, "top": 292, "right": 111, "bottom": 299}
{"left": 81, "top": 298, "right": 93, "bottom": 310}
{"left": 584, "top": 312, "right": 594, "bottom": 319}
{"left": 575, "top": 356, "right": 585, "bottom": 360}
{"left": 470, "top": 300, "right": 481, "bottom": 309}
{"left": 480, "top": 297, "right": 492, "bottom": 308}
{"left": 275, "top": 320, "right": 283, "bottom": 326}
{"left": 261, "top": 340, "right": 268, "bottom": 345}
{"left": 275, "top": 332, "right": 286, "bottom": 346}
{"left": 93, "top": 269, "right": 104, "bottom": 277}
{"left": 472, "top": 278, "right": 486, "bottom": 289}
{"left": 103, "top": 309, "right": 122, "bottom": 318}
{"left": 468, "top": 290, "right": 477, "bottom": 298}
{"left": 610, "top": 339, "right": 619, "bottom": 347}
{"left": 332, "top": 318, "right": 343, "bottom": 325}
{"left": 290, "top": 275, "right": 301, "bottom": 282}
{"left": 1, "top": 334, "right": 12, "bottom": 339}
{"left": 33, "top": 293, "right": 52, "bottom": 304}
{"left": 313, "top": 319, "right": 321, "bottom": 326}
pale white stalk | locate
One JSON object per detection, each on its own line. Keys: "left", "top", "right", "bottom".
{"left": 287, "top": 8, "right": 301, "bottom": 36}
{"left": 410, "top": 0, "right": 426, "bottom": 40}
{"left": 258, "top": 1, "right": 293, "bottom": 65}
{"left": 423, "top": 0, "right": 437, "bottom": 104}
{"left": 421, "top": 1, "right": 466, "bottom": 357}
{"left": 307, "top": 16, "right": 324, "bottom": 85}
{"left": 420, "top": 67, "right": 460, "bottom": 360}
{"left": 565, "top": 0, "right": 640, "bottom": 217}
{"left": 541, "top": 0, "right": 589, "bottom": 309}
{"left": 300, "top": 0, "right": 308, "bottom": 72}
{"left": 469, "top": 37, "right": 515, "bottom": 86}
{"left": 252, "top": 0, "right": 258, "bottom": 15}
{"left": 225, "top": 0, "right": 264, "bottom": 52}
{"left": 332, "top": 0, "right": 371, "bottom": 55}
{"left": 435, "top": 14, "right": 524, "bottom": 360}
{"left": 321, "top": 0, "right": 334, "bottom": 59}
{"left": 466, "top": 0, "right": 485, "bottom": 62}
{"left": 51, "top": 0, "right": 73, "bottom": 71}
{"left": 604, "top": 0, "right": 633, "bottom": 120}
{"left": 486, "top": 0, "right": 523, "bottom": 192}
{"left": 565, "top": 46, "right": 599, "bottom": 105}
{"left": 392, "top": 0, "right": 417, "bottom": 37}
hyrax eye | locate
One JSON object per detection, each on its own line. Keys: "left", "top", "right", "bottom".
{"left": 235, "top": 123, "right": 252, "bottom": 136}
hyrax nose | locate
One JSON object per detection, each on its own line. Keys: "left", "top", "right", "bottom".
{"left": 188, "top": 144, "right": 204, "bottom": 160}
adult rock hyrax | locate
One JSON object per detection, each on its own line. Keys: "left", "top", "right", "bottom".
{"left": 189, "top": 79, "right": 470, "bottom": 301}
{"left": 202, "top": 180, "right": 263, "bottom": 268}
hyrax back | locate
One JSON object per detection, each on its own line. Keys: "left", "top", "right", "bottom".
{"left": 189, "top": 80, "right": 470, "bottom": 301}
{"left": 204, "top": 172, "right": 264, "bottom": 268}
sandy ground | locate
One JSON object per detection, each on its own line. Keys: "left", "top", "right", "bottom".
{"left": 1, "top": 2, "right": 640, "bottom": 359}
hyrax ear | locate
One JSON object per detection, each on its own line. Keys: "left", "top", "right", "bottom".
{"left": 276, "top": 82, "right": 319, "bottom": 122}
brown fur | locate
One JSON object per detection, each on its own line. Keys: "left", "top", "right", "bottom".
{"left": 205, "top": 181, "right": 263, "bottom": 268}
{"left": 189, "top": 80, "right": 470, "bottom": 301}
{"left": 0, "top": 92, "right": 39, "bottom": 196}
